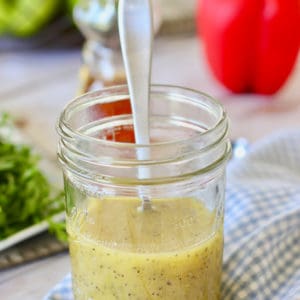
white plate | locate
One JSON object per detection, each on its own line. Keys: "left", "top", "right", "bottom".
{"left": 0, "top": 212, "right": 65, "bottom": 252}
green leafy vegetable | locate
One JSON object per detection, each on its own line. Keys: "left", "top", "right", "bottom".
{"left": 48, "top": 218, "right": 67, "bottom": 242}
{"left": 0, "top": 113, "right": 66, "bottom": 241}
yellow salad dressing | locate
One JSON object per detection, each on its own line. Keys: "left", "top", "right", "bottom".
{"left": 67, "top": 197, "right": 223, "bottom": 300}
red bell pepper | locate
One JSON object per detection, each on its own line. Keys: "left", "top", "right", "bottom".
{"left": 197, "top": 0, "right": 300, "bottom": 94}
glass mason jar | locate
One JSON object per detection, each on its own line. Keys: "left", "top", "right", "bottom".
{"left": 57, "top": 85, "right": 231, "bottom": 300}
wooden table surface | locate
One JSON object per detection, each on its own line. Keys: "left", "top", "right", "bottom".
{"left": 1, "top": 35, "right": 300, "bottom": 300}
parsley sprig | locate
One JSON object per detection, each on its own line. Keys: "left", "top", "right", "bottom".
{"left": 0, "top": 113, "right": 66, "bottom": 241}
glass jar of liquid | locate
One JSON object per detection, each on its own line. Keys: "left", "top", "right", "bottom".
{"left": 57, "top": 85, "right": 231, "bottom": 300}
{"left": 73, "top": 0, "right": 161, "bottom": 93}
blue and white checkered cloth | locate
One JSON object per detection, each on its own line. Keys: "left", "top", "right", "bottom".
{"left": 44, "top": 130, "right": 300, "bottom": 300}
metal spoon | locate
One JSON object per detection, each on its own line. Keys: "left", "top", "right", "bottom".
{"left": 118, "top": 0, "right": 153, "bottom": 210}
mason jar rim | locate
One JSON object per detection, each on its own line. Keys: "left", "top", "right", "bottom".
{"left": 58, "top": 84, "right": 227, "bottom": 150}
{"left": 57, "top": 84, "right": 231, "bottom": 185}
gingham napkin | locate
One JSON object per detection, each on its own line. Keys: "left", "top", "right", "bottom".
{"left": 44, "top": 130, "right": 300, "bottom": 300}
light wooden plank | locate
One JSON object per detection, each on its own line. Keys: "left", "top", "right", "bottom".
{"left": 0, "top": 50, "right": 81, "bottom": 99}
{"left": 0, "top": 253, "right": 70, "bottom": 300}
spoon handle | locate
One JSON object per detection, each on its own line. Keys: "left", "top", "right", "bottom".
{"left": 118, "top": 0, "right": 153, "bottom": 146}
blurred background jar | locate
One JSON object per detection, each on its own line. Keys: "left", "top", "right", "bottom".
{"left": 73, "top": 0, "right": 162, "bottom": 93}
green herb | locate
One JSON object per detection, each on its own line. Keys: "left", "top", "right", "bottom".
{"left": 48, "top": 218, "right": 67, "bottom": 242}
{"left": 0, "top": 113, "right": 66, "bottom": 241}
